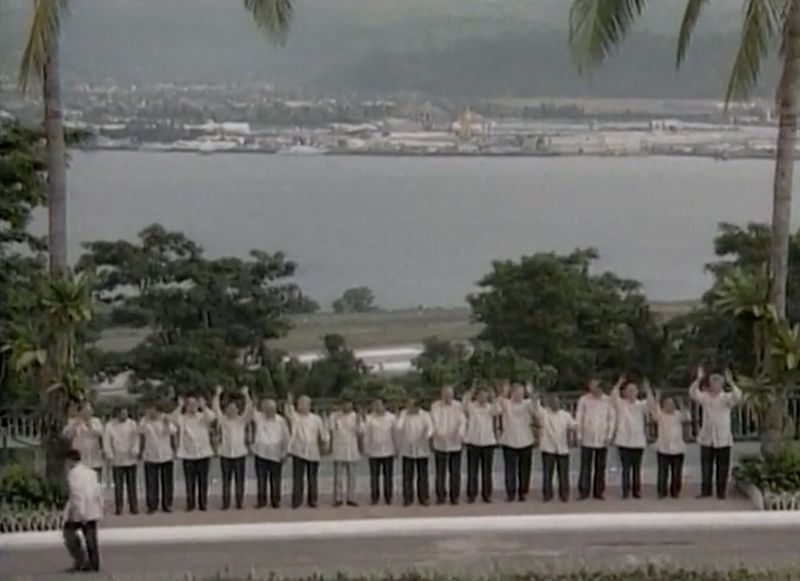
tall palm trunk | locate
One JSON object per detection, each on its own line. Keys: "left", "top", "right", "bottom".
{"left": 770, "top": 0, "right": 800, "bottom": 319}
{"left": 43, "top": 34, "right": 68, "bottom": 275}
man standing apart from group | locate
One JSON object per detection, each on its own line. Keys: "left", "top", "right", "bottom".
{"left": 213, "top": 386, "right": 252, "bottom": 510}
{"left": 498, "top": 383, "right": 536, "bottom": 502}
{"left": 575, "top": 378, "right": 615, "bottom": 500}
{"left": 363, "top": 399, "right": 397, "bottom": 505}
{"left": 690, "top": 367, "right": 742, "bottom": 499}
{"left": 285, "top": 393, "right": 329, "bottom": 508}
{"left": 396, "top": 397, "right": 433, "bottom": 506}
{"left": 62, "top": 449, "right": 104, "bottom": 573}
{"left": 329, "top": 400, "right": 361, "bottom": 507}
{"left": 252, "top": 398, "right": 290, "bottom": 509}
{"left": 139, "top": 404, "right": 177, "bottom": 513}
{"left": 462, "top": 386, "right": 499, "bottom": 503}
{"left": 62, "top": 403, "right": 105, "bottom": 480}
{"left": 431, "top": 386, "right": 466, "bottom": 505}
{"left": 103, "top": 407, "right": 139, "bottom": 515}
{"left": 172, "top": 394, "right": 216, "bottom": 512}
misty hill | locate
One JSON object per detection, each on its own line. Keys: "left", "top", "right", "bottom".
{"left": 0, "top": 0, "right": 775, "bottom": 99}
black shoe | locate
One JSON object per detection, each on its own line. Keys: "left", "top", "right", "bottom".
{"left": 272, "top": 503, "right": 281, "bottom": 509}
{"left": 436, "top": 498, "right": 446, "bottom": 505}
{"left": 403, "top": 500, "right": 412, "bottom": 507}
{"left": 506, "top": 495, "right": 516, "bottom": 502}
{"left": 256, "top": 502, "right": 266, "bottom": 509}
{"left": 370, "top": 499, "right": 379, "bottom": 506}
{"left": 199, "top": 506, "right": 207, "bottom": 512}
{"left": 717, "top": 493, "right": 727, "bottom": 500}
{"left": 420, "top": 499, "right": 430, "bottom": 506}
{"left": 162, "top": 507, "right": 172, "bottom": 513}
{"left": 347, "top": 501, "right": 359, "bottom": 507}
{"left": 130, "top": 508, "right": 139, "bottom": 515}
{"left": 333, "top": 501, "right": 344, "bottom": 507}
{"left": 146, "top": 508, "right": 156, "bottom": 515}
{"left": 450, "top": 498, "right": 459, "bottom": 506}
{"left": 518, "top": 494, "right": 527, "bottom": 502}
{"left": 467, "top": 497, "right": 476, "bottom": 504}
{"left": 482, "top": 497, "right": 492, "bottom": 503}
{"left": 542, "top": 496, "right": 553, "bottom": 503}
{"left": 308, "top": 501, "right": 318, "bottom": 508}
{"left": 593, "top": 493, "right": 605, "bottom": 500}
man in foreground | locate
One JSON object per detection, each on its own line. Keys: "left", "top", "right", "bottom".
{"left": 63, "top": 448, "right": 104, "bottom": 573}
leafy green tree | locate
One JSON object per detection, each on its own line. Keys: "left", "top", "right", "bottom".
{"left": 468, "top": 248, "right": 662, "bottom": 389}
{"left": 304, "top": 334, "right": 369, "bottom": 399}
{"left": 413, "top": 336, "right": 469, "bottom": 389}
{"left": 332, "top": 286, "right": 378, "bottom": 314}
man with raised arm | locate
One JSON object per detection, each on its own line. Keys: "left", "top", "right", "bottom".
{"left": 689, "top": 366, "right": 742, "bottom": 500}
{"left": 611, "top": 375, "right": 648, "bottom": 499}
{"left": 363, "top": 398, "right": 397, "bottom": 505}
{"left": 62, "top": 403, "right": 105, "bottom": 480}
{"left": 285, "top": 393, "right": 329, "bottom": 508}
{"left": 103, "top": 407, "right": 140, "bottom": 515}
{"left": 463, "top": 386, "right": 500, "bottom": 503}
{"left": 139, "top": 403, "right": 177, "bottom": 513}
{"left": 171, "top": 393, "right": 216, "bottom": 512}
{"left": 645, "top": 383, "right": 688, "bottom": 499}
{"left": 575, "top": 378, "right": 616, "bottom": 500}
{"left": 497, "top": 383, "right": 536, "bottom": 502}
{"left": 252, "top": 398, "right": 290, "bottom": 508}
{"left": 396, "top": 397, "right": 433, "bottom": 506}
{"left": 329, "top": 399, "right": 362, "bottom": 507}
{"left": 431, "top": 386, "right": 466, "bottom": 505}
{"left": 534, "top": 393, "right": 577, "bottom": 502}
{"left": 213, "top": 385, "right": 252, "bottom": 510}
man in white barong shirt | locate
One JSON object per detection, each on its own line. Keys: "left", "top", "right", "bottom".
{"left": 103, "top": 407, "right": 140, "bottom": 515}
{"left": 363, "top": 398, "right": 397, "bottom": 505}
{"left": 463, "top": 386, "right": 500, "bottom": 503}
{"left": 285, "top": 393, "right": 329, "bottom": 508}
{"left": 329, "top": 400, "right": 362, "bottom": 507}
{"left": 498, "top": 383, "right": 536, "bottom": 502}
{"left": 252, "top": 398, "right": 290, "bottom": 508}
{"left": 611, "top": 376, "right": 648, "bottom": 499}
{"left": 62, "top": 448, "right": 104, "bottom": 572}
{"left": 139, "top": 404, "right": 177, "bottom": 513}
{"left": 213, "top": 386, "right": 253, "bottom": 510}
{"left": 396, "top": 398, "right": 433, "bottom": 506}
{"left": 431, "top": 386, "right": 466, "bottom": 505}
{"left": 575, "top": 378, "right": 616, "bottom": 500}
{"left": 62, "top": 403, "right": 105, "bottom": 480}
{"left": 171, "top": 394, "right": 216, "bottom": 511}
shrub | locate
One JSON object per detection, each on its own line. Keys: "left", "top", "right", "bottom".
{"left": 0, "top": 463, "right": 66, "bottom": 511}
{"left": 734, "top": 446, "right": 800, "bottom": 493}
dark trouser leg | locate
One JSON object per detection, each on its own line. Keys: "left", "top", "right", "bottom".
{"left": 83, "top": 521, "right": 100, "bottom": 572}
{"left": 578, "top": 447, "right": 593, "bottom": 499}
{"left": 518, "top": 445, "right": 533, "bottom": 499}
{"left": 466, "top": 445, "right": 479, "bottom": 502}
{"left": 434, "top": 450, "right": 447, "bottom": 503}
{"left": 234, "top": 456, "right": 246, "bottom": 509}
{"left": 417, "top": 457, "right": 430, "bottom": 504}
{"left": 161, "top": 461, "right": 174, "bottom": 511}
{"left": 269, "top": 460, "right": 282, "bottom": 508}
{"left": 144, "top": 462, "right": 159, "bottom": 512}
{"left": 700, "top": 445, "right": 714, "bottom": 497}
{"left": 671, "top": 454, "right": 684, "bottom": 498}
{"left": 197, "top": 458, "right": 210, "bottom": 510}
{"left": 715, "top": 446, "right": 732, "bottom": 499}
{"left": 255, "top": 457, "right": 268, "bottom": 507}
{"left": 402, "top": 457, "right": 415, "bottom": 504}
{"left": 307, "top": 460, "right": 319, "bottom": 506}
{"left": 541, "top": 452, "right": 555, "bottom": 501}
{"left": 557, "top": 454, "right": 570, "bottom": 502}
{"left": 656, "top": 453, "right": 669, "bottom": 498}
{"left": 125, "top": 465, "right": 138, "bottom": 513}
{"left": 333, "top": 462, "right": 344, "bottom": 504}
{"left": 448, "top": 450, "right": 461, "bottom": 503}
{"left": 481, "top": 446, "right": 494, "bottom": 502}
{"left": 382, "top": 457, "right": 394, "bottom": 504}
{"left": 503, "top": 446, "right": 518, "bottom": 500}
{"left": 63, "top": 522, "right": 87, "bottom": 570}
{"left": 221, "top": 457, "right": 233, "bottom": 510}
{"left": 631, "top": 448, "right": 643, "bottom": 498}
{"left": 183, "top": 460, "right": 196, "bottom": 511}
{"left": 594, "top": 447, "right": 608, "bottom": 499}
{"left": 619, "top": 447, "right": 632, "bottom": 498}
{"left": 112, "top": 467, "right": 125, "bottom": 514}
{"left": 292, "top": 456, "right": 306, "bottom": 508}
{"left": 369, "top": 458, "right": 380, "bottom": 504}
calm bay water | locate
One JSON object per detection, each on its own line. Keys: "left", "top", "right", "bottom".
{"left": 66, "top": 152, "right": 795, "bottom": 308}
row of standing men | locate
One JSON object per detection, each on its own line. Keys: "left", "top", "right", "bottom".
{"left": 63, "top": 368, "right": 741, "bottom": 514}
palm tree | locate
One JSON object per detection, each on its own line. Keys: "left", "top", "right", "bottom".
{"left": 569, "top": 0, "right": 800, "bottom": 319}
{"left": 17, "top": 0, "right": 294, "bottom": 275}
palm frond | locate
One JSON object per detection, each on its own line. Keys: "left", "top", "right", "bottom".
{"left": 724, "top": 0, "right": 784, "bottom": 105}
{"left": 568, "top": 0, "right": 647, "bottom": 72}
{"left": 243, "top": 0, "right": 293, "bottom": 45}
{"left": 677, "top": 0, "right": 711, "bottom": 67}
{"left": 19, "top": 0, "right": 70, "bottom": 93}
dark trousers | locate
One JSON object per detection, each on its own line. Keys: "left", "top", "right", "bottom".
{"left": 369, "top": 456, "right": 394, "bottom": 504}
{"left": 182, "top": 458, "right": 210, "bottom": 511}
{"left": 578, "top": 446, "right": 608, "bottom": 499}
{"left": 255, "top": 456, "right": 282, "bottom": 508}
{"left": 291, "top": 455, "right": 319, "bottom": 508}
{"left": 63, "top": 521, "right": 100, "bottom": 572}
{"left": 657, "top": 452, "right": 685, "bottom": 499}
{"left": 700, "top": 445, "right": 732, "bottom": 499}
{"left": 144, "top": 461, "right": 174, "bottom": 512}
{"left": 401, "top": 456, "right": 430, "bottom": 505}
{"left": 220, "top": 456, "right": 246, "bottom": 509}
{"left": 502, "top": 445, "right": 533, "bottom": 500}
{"left": 618, "top": 447, "right": 644, "bottom": 499}
{"left": 111, "top": 465, "right": 138, "bottom": 514}
{"left": 542, "top": 452, "right": 570, "bottom": 502}
{"left": 434, "top": 449, "right": 462, "bottom": 503}
{"left": 466, "top": 444, "right": 495, "bottom": 502}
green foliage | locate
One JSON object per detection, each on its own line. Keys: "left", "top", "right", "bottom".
{"left": 735, "top": 446, "right": 800, "bottom": 493}
{"left": 0, "top": 463, "right": 66, "bottom": 511}
{"left": 332, "top": 286, "right": 378, "bottom": 314}
{"left": 468, "top": 248, "right": 663, "bottom": 389}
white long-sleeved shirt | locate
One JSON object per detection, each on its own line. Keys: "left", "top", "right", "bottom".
{"left": 139, "top": 417, "right": 176, "bottom": 464}
{"left": 575, "top": 393, "right": 616, "bottom": 448}
{"left": 251, "top": 412, "right": 290, "bottom": 462}
{"left": 103, "top": 419, "right": 140, "bottom": 467}
{"left": 498, "top": 398, "right": 536, "bottom": 449}
{"left": 330, "top": 411, "right": 362, "bottom": 462}
{"left": 286, "top": 407, "right": 329, "bottom": 461}
{"left": 611, "top": 388, "right": 648, "bottom": 449}
{"left": 363, "top": 412, "right": 396, "bottom": 458}
{"left": 64, "top": 464, "right": 104, "bottom": 523}
{"left": 430, "top": 400, "right": 466, "bottom": 452}
{"left": 62, "top": 418, "right": 105, "bottom": 469}
{"left": 213, "top": 394, "right": 252, "bottom": 459}
{"left": 651, "top": 408, "right": 688, "bottom": 455}
{"left": 396, "top": 409, "right": 433, "bottom": 458}
{"left": 463, "top": 400, "right": 499, "bottom": 447}
{"left": 172, "top": 408, "right": 216, "bottom": 460}
{"left": 690, "top": 383, "right": 742, "bottom": 448}
{"left": 534, "top": 402, "right": 576, "bottom": 455}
